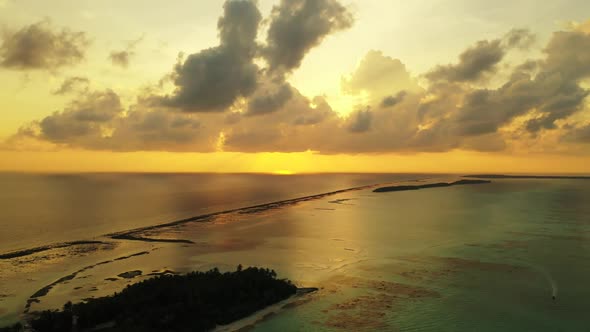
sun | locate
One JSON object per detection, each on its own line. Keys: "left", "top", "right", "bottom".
{"left": 273, "top": 170, "right": 295, "bottom": 175}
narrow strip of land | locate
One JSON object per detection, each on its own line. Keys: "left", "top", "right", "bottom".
{"left": 110, "top": 234, "right": 194, "bottom": 244}
{"left": 0, "top": 241, "right": 108, "bottom": 260}
{"left": 106, "top": 183, "right": 381, "bottom": 241}
{"left": 373, "top": 179, "right": 491, "bottom": 193}
{"left": 0, "top": 183, "right": 382, "bottom": 258}
{"left": 465, "top": 174, "right": 590, "bottom": 180}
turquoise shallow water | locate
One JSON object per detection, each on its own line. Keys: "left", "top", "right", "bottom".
{"left": 247, "top": 179, "right": 590, "bottom": 331}
{"left": 1, "top": 175, "right": 589, "bottom": 331}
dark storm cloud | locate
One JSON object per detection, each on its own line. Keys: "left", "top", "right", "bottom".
{"left": 263, "top": 0, "right": 354, "bottom": 72}
{"left": 0, "top": 20, "right": 89, "bottom": 70}
{"left": 52, "top": 76, "right": 89, "bottom": 95}
{"left": 161, "top": 0, "right": 262, "bottom": 112}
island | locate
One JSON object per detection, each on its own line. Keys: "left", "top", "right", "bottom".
{"left": 373, "top": 179, "right": 491, "bottom": 193}
{"left": 1, "top": 266, "right": 299, "bottom": 332}
{"left": 464, "top": 174, "right": 590, "bottom": 180}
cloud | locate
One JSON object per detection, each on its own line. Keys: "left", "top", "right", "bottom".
{"left": 220, "top": 89, "right": 340, "bottom": 152}
{"left": 109, "top": 35, "right": 144, "bottom": 68}
{"left": 35, "top": 90, "right": 122, "bottom": 143}
{"left": 347, "top": 108, "right": 372, "bottom": 133}
{"left": 562, "top": 124, "right": 590, "bottom": 143}
{"left": 342, "top": 50, "right": 420, "bottom": 105}
{"left": 542, "top": 27, "right": 590, "bottom": 81}
{"left": 159, "top": 0, "right": 352, "bottom": 113}
{"left": 52, "top": 76, "right": 90, "bottom": 95}
{"left": 217, "top": 0, "right": 262, "bottom": 53}
{"left": 246, "top": 82, "right": 293, "bottom": 115}
{"left": 293, "top": 96, "right": 335, "bottom": 125}
{"left": 381, "top": 91, "right": 407, "bottom": 108}
{"left": 263, "top": 0, "right": 354, "bottom": 73}
{"left": 6, "top": 12, "right": 590, "bottom": 156}
{"left": 423, "top": 74, "right": 586, "bottom": 139}
{"left": 426, "top": 39, "right": 505, "bottom": 82}
{"left": 504, "top": 28, "right": 535, "bottom": 49}
{"left": 162, "top": 47, "right": 259, "bottom": 112}
{"left": 105, "top": 108, "right": 214, "bottom": 152}
{"left": 0, "top": 20, "right": 89, "bottom": 71}
{"left": 13, "top": 88, "right": 216, "bottom": 151}
{"left": 109, "top": 51, "right": 130, "bottom": 68}
{"left": 448, "top": 27, "right": 590, "bottom": 136}
{"left": 7, "top": 0, "right": 355, "bottom": 153}
{"left": 523, "top": 80, "right": 588, "bottom": 133}
{"left": 426, "top": 29, "right": 535, "bottom": 83}
{"left": 160, "top": 0, "right": 262, "bottom": 112}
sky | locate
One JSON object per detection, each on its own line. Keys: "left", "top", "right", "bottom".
{"left": 1, "top": 0, "right": 590, "bottom": 173}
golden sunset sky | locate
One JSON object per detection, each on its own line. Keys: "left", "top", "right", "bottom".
{"left": 1, "top": 0, "right": 590, "bottom": 173}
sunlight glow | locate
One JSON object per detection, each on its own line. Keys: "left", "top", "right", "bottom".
{"left": 273, "top": 170, "right": 296, "bottom": 175}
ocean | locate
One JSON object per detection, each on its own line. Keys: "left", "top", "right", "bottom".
{"left": 1, "top": 173, "right": 589, "bottom": 331}
{"left": 0, "top": 173, "right": 418, "bottom": 253}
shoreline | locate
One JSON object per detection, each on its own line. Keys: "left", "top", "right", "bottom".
{"left": 23, "top": 250, "right": 152, "bottom": 313}
{"left": 373, "top": 179, "right": 491, "bottom": 193}
{"left": 106, "top": 183, "right": 382, "bottom": 240}
{"left": 4, "top": 173, "right": 583, "bottom": 260}
{"left": 14, "top": 268, "right": 307, "bottom": 332}
{"left": 1, "top": 175, "right": 484, "bottom": 326}
{"left": 0, "top": 241, "right": 108, "bottom": 260}
{"left": 2, "top": 174, "right": 589, "bottom": 331}
{"left": 213, "top": 288, "right": 318, "bottom": 332}
{"left": 465, "top": 174, "right": 590, "bottom": 180}
{"left": 0, "top": 182, "right": 385, "bottom": 260}
{"left": 0, "top": 177, "right": 494, "bottom": 260}
{"left": 0, "top": 181, "right": 395, "bottom": 323}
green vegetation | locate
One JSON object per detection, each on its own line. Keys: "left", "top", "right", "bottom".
{"left": 7, "top": 266, "right": 296, "bottom": 332}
